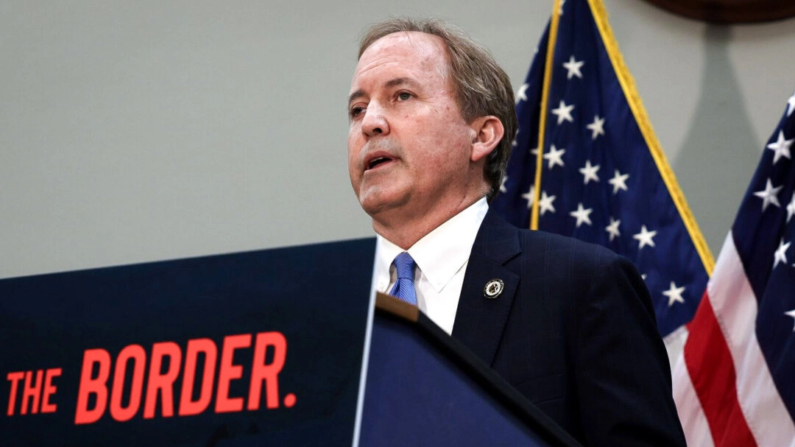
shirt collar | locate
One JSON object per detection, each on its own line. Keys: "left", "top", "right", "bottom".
{"left": 376, "top": 197, "right": 489, "bottom": 292}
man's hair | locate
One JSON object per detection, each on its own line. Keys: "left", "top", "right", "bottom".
{"left": 358, "top": 18, "right": 517, "bottom": 200}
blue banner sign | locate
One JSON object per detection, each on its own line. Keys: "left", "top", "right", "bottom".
{"left": 0, "top": 239, "right": 375, "bottom": 446}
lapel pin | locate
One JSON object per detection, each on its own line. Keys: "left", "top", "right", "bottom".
{"left": 483, "top": 279, "right": 504, "bottom": 299}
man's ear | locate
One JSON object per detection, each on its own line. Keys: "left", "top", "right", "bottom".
{"left": 469, "top": 116, "right": 505, "bottom": 163}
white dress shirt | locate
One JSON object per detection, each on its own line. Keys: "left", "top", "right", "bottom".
{"left": 372, "top": 197, "right": 489, "bottom": 334}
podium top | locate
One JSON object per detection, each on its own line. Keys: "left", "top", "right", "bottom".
{"left": 372, "top": 292, "right": 581, "bottom": 447}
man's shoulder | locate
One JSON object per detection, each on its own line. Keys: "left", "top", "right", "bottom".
{"left": 477, "top": 210, "right": 622, "bottom": 269}
{"left": 518, "top": 228, "right": 634, "bottom": 288}
{"left": 522, "top": 228, "right": 620, "bottom": 262}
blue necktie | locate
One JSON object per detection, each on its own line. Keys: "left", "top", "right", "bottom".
{"left": 389, "top": 252, "right": 417, "bottom": 305}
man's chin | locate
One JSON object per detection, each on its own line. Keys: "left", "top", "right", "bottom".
{"left": 358, "top": 191, "right": 409, "bottom": 220}
{"left": 359, "top": 199, "right": 389, "bottom": 218}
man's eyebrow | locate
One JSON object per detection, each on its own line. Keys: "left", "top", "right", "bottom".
{"left": 348, "top": 77, "right": 420, "bottom": 107}
{"left": 348, "top": 89, "right": 365, "bottom": 108}
{"left": 384, "top": 77, "right": 418, "bottom": 90}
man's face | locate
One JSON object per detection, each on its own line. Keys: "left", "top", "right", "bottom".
{"left": 348, "top": 32, "right": 476, "bottom": 224}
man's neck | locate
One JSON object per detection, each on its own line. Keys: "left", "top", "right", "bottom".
{"left": 372, "top": 195, "right": 486, "bottom": 249}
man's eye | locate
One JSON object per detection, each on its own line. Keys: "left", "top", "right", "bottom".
{"left": 350, "top": 106, "right": 365, "bottom": 118}
{"left": 397, "top": 92, "right": 412, "bottom": 101}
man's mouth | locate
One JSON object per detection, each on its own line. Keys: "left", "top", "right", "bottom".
{"left": 365, "top": 155, "right": 394, "bottom": 171}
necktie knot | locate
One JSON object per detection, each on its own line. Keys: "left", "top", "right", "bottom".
{"left": 393, "top": 252, "right": 416, "bottom": 280}
{"left": 389, "top": 252, "right": 417, "bottom": 305}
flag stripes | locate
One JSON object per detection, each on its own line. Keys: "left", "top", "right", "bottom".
{"left": 675, "top": 234, "right": 795, "bottom": 446}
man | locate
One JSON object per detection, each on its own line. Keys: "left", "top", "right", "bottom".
{"left": 348, "top": 18, "right": 686, "bottom": 446}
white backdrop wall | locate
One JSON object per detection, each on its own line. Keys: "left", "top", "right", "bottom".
{"left": 2, "top": 0, "right": 794, "bottom": 279}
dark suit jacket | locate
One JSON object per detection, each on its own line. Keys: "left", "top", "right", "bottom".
{"left": 451, "top": 210, "right": 686, "bottom": 446}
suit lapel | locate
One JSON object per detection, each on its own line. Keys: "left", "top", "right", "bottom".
{"left": 451, "top": 210, "right": 521, "bottom": 367}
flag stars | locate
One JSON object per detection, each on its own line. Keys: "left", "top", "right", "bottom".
{"left": 633, "top": 225, "right": 657, "bottom": 249}
{"left": 605, "top": 218, "right": 621, "bottom": 241}
{"left": 587, "top": 115, "right": 605, "bottom": 140}
{"left": 662, "top": 282, "right": 686, "bottom": 307}
{"left": 787, "top": 195, "right": 795, "bottom": 223}
{"left": 753, "top": 178, "right": 783, "bottom": 211}
{"left": 579, "top": 160, "right": 600, "bottom": 184}
{"left": 570, "top": 203, "right": 593, "bottom": 227}
{"left": 774, "top": 240, "right": 790, "bottom": 268}
{"left": 500, "top": 176, "right": 509, "bottom": 193}
{"left": 563, "top": 56, "right": 584, "bottom": 79}
{"left": 544, "top": 145, "right": 566, "bottom": 169}
{"left": 786, "top": 309, "right": 795, "bottom": 331}
{"left": 516, "top": 83, "right": 529, "bottom": 103}
{"left": 521, "top": 185, "right": 535, "bottom": 208}
{"left": 608, "top": 169, "right": 629, "bottom": 194}
{"left": 766, "top": 131, "right": 793, "bottom": 164}
{"left": 539, "top": 191, "right": 557, "bottom": 215}
{"left": 551, "top": 100, "right": 575, "bottom": 124}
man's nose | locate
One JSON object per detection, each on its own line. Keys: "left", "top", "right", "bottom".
{"left": 361, "top": 105, "right": 389, "bottom": 138}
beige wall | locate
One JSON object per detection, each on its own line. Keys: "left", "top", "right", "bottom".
{"left": 1, "top": 0, "right": 793, "bottom": 279}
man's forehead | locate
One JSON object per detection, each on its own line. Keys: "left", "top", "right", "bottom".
{"left": 364, "top": 31, "right": 446, "bottom": 58}
{"left": 351, "top": 32, "right": 449, "bottom": 90}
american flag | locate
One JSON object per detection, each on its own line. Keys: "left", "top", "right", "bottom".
{"left": 672, "top": 92, "right": 795, "bottom": 446}
{"left": 491, "top": 0, "right": 713, "bottom": 350}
